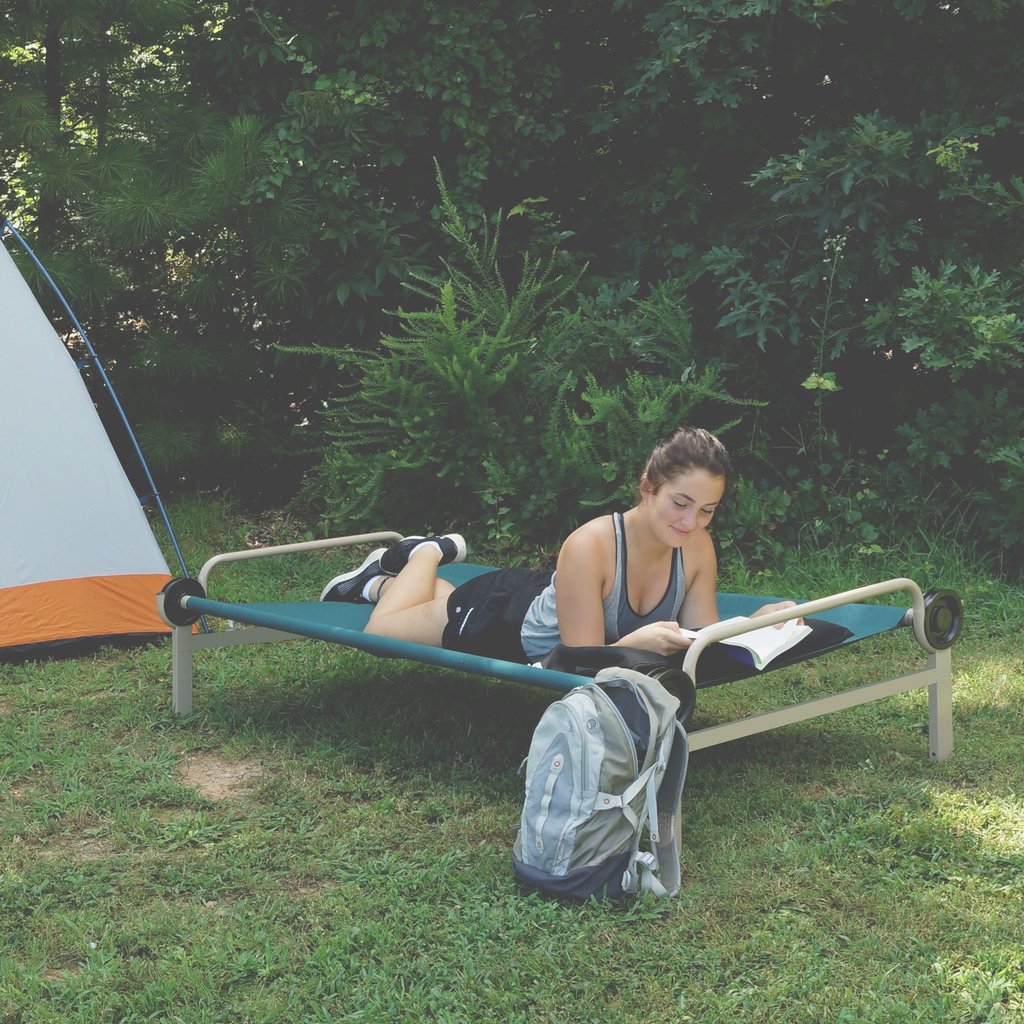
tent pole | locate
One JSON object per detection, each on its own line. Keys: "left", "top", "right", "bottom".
{"left": 1, "top": 217, "right": 207, "bottom": 633}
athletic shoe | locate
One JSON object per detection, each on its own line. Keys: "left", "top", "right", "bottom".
{"left": 320, "top": 548, "right": 387, "bottom": 603}
{"left": 378, "top": 533, "right": 467, "bottom": 575}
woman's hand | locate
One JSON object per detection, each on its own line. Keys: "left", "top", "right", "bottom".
{"left": 617, "top": 621, "right": 693, "bottom": 657}
{"left": 750, "top": 600, "right": 804, "bottom": 628}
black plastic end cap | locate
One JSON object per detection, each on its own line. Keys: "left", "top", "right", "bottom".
{"left": 921, "top": 588, "right": 963, "bottom": 650}
{"left": 157, "top": 577, "right": 206, "bottom": 627}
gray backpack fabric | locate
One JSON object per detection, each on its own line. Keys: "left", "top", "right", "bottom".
{"left": 511, "top": 667, "right": 689, "bottom": 901}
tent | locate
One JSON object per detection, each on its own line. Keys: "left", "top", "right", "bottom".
{"left": 0, "top": 234, "right": 175, "bottom": 661}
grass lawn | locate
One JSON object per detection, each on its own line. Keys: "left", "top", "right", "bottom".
{"left": 2, "top": 500, "right": 1023, "bottom": 1023}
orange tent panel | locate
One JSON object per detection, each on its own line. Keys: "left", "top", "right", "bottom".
{"left": 0, "top": 574, "right": 172, "bottom": 648}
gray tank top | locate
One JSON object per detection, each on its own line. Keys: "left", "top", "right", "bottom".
{"left": 520, "top": 512, "right": 686, "bottom": 660}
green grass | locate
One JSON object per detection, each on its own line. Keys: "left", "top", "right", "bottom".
{"left": 2, "top": 498, "right": 1023, "bottom": 1023}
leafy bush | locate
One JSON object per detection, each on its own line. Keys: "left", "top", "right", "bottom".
{"left": 701, "top": 102, "right": 1024, "bottom": 574}
{"left": 8, "top": 0, "right": 1024, "bottom": 574}
{"left": 300, "top": 178, "right": 756, "bottom": 549}
{"left": 858, "top": 262, "right": 1024, "bottom": 564}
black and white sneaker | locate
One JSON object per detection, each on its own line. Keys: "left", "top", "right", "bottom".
{"left": 320, "top": 548, "right": 387, "bottom": 603}
{"left": 378, "top": 534, "right": 467, "bottom": 575}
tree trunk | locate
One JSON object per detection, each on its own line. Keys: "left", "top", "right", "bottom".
{"left": 37, "top": 12, "right": 63, "bottom": 245}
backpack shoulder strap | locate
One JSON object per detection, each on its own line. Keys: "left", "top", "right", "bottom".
{"left": 594, "top": 667, "right": 688, "bottom": 896}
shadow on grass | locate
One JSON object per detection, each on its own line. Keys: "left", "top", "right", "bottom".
{"left": 182, "top": 645, "right": 552, "bottom": 783}
{"left": 155, "top": 622, "right": 1021, "bottom": 809}
{"left": 167, "top": 640, "right": 952, "bottom": 796}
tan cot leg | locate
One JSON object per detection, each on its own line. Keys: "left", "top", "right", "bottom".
{"left": 928, "top": 648, "right": 954, "bottom": 762}
{"left": 172, "top": 626, "right": 194, "bottom": 717}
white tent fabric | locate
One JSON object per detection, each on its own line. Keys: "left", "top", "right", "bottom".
{"left": 0, "top": 242, "right": 171, "bottom": 654}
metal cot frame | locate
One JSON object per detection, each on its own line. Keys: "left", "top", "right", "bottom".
{"left": 164, "top": 531, "right": 954, "bottom": 761}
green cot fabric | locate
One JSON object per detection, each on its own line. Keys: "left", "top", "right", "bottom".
{"left": 715, "top": 592, "right": 906, "bottom": 641}
{"left": 184, "top": 562, "right": 908, "bottom": 691}
{"left": 442, "top": 564, "right": 908, "bottom": 642}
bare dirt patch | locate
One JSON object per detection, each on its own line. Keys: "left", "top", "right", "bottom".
{"left": 42, "top": 961, "right": 81, "bottom": 982}
{"left": 176, "top": 751, "right": 265, "bottom": 801}
{"left": 79, "top": 689, "right": 116, "bottom": 702}
{"left": 242, "top": 508, "right": 310, "bottom": 548}
{"left": 39, "top": 834, "right": 118, "bottom": 861}
{"left": 10, "top": 771, "right": 44, "bottom": 800}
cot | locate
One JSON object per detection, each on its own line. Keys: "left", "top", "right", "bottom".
{"left": 157, "top": 531, "right": 962, "bottom": 760}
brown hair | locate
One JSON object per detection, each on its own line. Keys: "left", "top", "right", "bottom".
{"left": 641, "top": 427, "right": 734, "bottom": 495}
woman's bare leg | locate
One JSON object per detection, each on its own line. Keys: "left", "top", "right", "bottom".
{"left": 364, "top": 546, "right": 453, "bottom": 646}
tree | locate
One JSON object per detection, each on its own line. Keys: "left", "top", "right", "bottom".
{"left": 4, "top": 0, "right": 1023, "bottom": 563}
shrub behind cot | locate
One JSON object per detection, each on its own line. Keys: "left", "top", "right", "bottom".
{"left": 298, "top": 174, "right": 756, "bottom": 550}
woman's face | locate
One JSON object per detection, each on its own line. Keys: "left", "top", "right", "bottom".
{"left": 641, "top": 467, "right": 726, "bottom": 545}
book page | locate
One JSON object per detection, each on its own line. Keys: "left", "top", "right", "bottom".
{"left": 679, "top": 616, "right": 811, "bottom": 669}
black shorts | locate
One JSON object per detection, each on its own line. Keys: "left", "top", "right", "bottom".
{"left": 441, "top": 568, "right": 552, "bottom": 663}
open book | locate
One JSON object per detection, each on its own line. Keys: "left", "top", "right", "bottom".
{"left": 679, "top": 615, "right": 812, "bottom": 671}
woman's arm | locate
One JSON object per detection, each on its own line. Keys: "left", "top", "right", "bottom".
{"left": 552, "top": 521, "right": 611, "bottom": 649}
{"left": 675, "top": 532, "right": 801, "bottom": 628}
{"left": 676, "top": 530, "right": 720, "bottom": 631}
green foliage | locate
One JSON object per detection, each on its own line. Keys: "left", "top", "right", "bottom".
{"left": 875, "top": 263, "right": 1024, "bottom": 381}
{"left": 4, "top": 0, "right": 1024, "bottom": 567}
{"left": 699, "top": 89, "right": 1024, "bottom": 567}
{"left": 0, "top": 0, "right": 586, "bottom": 497}
{"left": 301, "top": 182, "right": 755, "bottom": 546}
{"left": 852, "top": 261, "right": 1024, "bottom": 556}
{"left": 0, "top": 4, "right": 323, "bottom": 499}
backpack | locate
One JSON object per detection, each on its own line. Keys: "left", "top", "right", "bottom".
{"left": 511, "top": 667, "right": 689, "bottom": 901}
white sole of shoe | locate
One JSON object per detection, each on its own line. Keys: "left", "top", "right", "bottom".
{"left": 446, "top": 533, "right": 468, "bottom": 563}
{"left": 319, "top": 547, "right": 387, "bottom": 602}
